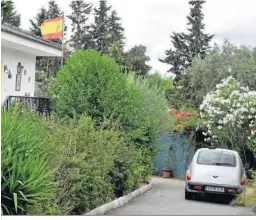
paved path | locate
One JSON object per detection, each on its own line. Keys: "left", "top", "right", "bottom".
{"left": 108, "top": 177, "right": 255, "bottom": 216}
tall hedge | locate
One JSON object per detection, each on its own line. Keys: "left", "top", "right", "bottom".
{"left": 48, "top": 49, "right": 142, "bottom": 130}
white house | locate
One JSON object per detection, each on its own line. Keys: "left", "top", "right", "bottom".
{"left": 1, "top": 23, "right": 62, "bottom": 104}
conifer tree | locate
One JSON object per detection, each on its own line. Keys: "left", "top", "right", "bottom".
{"left": 126, "top": 45, "right": 151, "bottom": 75}
{"left": 90, "top": 0, "right": 111, "bottom": 52}
{"left": 1, "top": 0, "right": 20, "bottom": 27}
{"left": 160, "top": 0, "right": 213, "bottom": 82}
{"left": 29, "top": 7, "right": 47, "bottom": 37}
{"left": 68, "top": 0, "right": 92, "bottom": 50}
{"left": 108, "top": 10, "right": 125, "bottom": 47}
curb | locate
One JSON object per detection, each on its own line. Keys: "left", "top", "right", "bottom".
{"left": 84, "top": 180, "right": 154, "bottom": 215}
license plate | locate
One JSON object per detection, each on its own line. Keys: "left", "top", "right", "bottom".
{"left": 205, "top": 186, "right": 225, "bottom": 192}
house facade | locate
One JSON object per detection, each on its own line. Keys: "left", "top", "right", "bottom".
{"left": 1, "top": 23, "right": 62, "bottom": 103}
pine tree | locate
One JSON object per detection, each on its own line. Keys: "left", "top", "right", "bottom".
{"left": 184, "top": 0, "right": 214, "bottom": 60}
{"left": 29, "top": 7, "right": 47, "bottom": 37}
{"left": 47, "top": 0, "right": 62, "bottom": 18}
{"left": 90, "top": 0, "right": 112, "bottom": 52}
{"left": 108, "top": 10, "right": 125, "bottom": 47}
{"left": 67, "top": 0, "right": 92, "bottom": 50}
{"left": 125, "top": 45, "right": 151, "bottom": 75}
{"left": 160, "top": 0, "right": 213, "bottom": 82}
{"left": 1, "top": 0, "right": 21, "bottom": 27}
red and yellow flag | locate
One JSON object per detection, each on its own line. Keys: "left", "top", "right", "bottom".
{"left": 40, "top": 16, "right": 64, "bottom": 40}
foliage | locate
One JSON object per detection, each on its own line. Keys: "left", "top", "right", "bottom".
{"left": 35, "top": 70, "right": 55, "bottom": 97}
{"left": 1, "top": 0, "right": 20, "bottom": 27}
{"left": 90, "top": 0, "right": 112, "bottom": 52}
{"left": 54, "top": 115, "right": 122, "bottom": 214}
{"left": 164, "top": 157, "right": 169, "bottom": 170}
{"left": 106, "top": 40, "right": 126, "bottom": 68}
{"left": 233, "top": 170, "right": 256, "bottom": 209}
{"left": 125, "top": 73, "right": 168, "bottom": 151}
{"left": 1, "top": 106, "right": 55, "bottom": 215}
{"left": 159, "top": 0, "right": 213, "bottom": 82}
{"left": 29, "top": 6, "right": 47, "bottom": 37}
{"left": 163, "top": 104, "right": 199, "bottom": 134}
{"left": 109, "top": 146, "right": 153, "bottom": 197}
{"left": 125, "top": 45, "right": 151, "bottom": 75}
{"left": 67, "top": 0, "right": 93, "bottom": 50}
{"left": 199, "top": 76, "right": 256, "bottom": 152}
{"left": 108, "top": 10, "right": 125, "bottom": 47}
{"left": 176, "top": 40, "right": 256, "bottom": 107}
{"left": 147, "top": 73, "right": 174, "bottom": 93}
{"left": 48, "top": 50, "right": 141, "bottom": 129}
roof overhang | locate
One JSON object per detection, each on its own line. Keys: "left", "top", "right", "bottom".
{"left": 1, "top": 25, "right": 62, "bottom": 57}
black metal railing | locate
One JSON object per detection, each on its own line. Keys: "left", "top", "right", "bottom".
{"left": 1, "top": 96, "right": 52, "bottom": 117}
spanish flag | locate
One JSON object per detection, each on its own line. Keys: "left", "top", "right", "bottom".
{"left": 40, "top": 16, "right": 64, "bottom": 40}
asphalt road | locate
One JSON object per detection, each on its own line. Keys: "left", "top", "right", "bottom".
{"left": 108, "top": 177, "right": 255, "bottom": 216}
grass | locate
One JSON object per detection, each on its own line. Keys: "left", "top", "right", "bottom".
{"left": 233, "top": 183, "right": 256, "bottom": 207}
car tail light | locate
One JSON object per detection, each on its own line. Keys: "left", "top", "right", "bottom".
{"left": 227, "top": 189, "right": 237, "bottom": 193}
{"left": 186, "top": 171, "right": 191, "bottom": 180}
{"left": 194, "top": 185, "right": 202, "bottom": 190}
{"left": 240, "top": 177, "right": 246, "bottom": 185}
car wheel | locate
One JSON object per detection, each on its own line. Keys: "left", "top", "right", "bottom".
{"left": 185, "top": 189, "right": 194, "bottom": 200}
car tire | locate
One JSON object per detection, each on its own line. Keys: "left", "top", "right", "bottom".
{"left": 185, "top": 189, "right": 194, "bottom": 200}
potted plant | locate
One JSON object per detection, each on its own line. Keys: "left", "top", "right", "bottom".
{"left": 163, "top": 157, "right": 171, "bottom": 178}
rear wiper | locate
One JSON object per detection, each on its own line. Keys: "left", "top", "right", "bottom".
{"left": 213, "top": 162, "right": 233, "bottom": 166}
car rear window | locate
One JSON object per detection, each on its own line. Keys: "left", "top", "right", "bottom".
{"left": 197, "top": 150, "right": 236, "bottom": 167}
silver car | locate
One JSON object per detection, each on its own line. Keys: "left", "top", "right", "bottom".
{"left": 185, "top": 147, "right": 247, "bottom": 200}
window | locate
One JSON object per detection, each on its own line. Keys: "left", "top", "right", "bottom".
{"left": 197, "top": 150, "right": 236, "bottom": 167}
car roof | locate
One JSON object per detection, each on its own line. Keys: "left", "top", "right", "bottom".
{"left": 197, "top": 148, "right": 239, "bottom": 154}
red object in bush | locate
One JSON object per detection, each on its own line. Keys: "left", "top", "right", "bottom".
{"left": 169, "top": 104, "right": 175, "bottom": 109}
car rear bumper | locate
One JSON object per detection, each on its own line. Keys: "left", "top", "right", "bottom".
{"left": 185, "top": 181, "right": 243, "bottom": 196}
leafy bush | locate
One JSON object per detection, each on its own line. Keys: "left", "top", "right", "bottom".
{"left": 1, "top": 107, "right": 55, "bottom": 215}
{"left": 199, "top": 76, "right": 256, "bottom": 152}
{"left": 2, "top": 50, "right": 171, "bottom": 215}
{"left": 48, "top": 49, "right": 141, "bottom": 129}
{"left": 174, "top": 40, "right": 256, "bottom": 108}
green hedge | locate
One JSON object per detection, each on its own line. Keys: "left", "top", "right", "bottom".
{"left": 2, "top": 50, "right": 169, "bottom": 215}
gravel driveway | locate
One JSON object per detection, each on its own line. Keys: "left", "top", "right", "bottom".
{"left": 108, "top": 177, "right": 255, "bottom": 216}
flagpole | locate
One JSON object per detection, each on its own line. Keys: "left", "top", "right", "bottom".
{"left": 61, "top": 12, "right": 65, "bottom": 67}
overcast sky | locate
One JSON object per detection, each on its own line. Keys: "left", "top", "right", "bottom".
{"left": 13, "top": 0, "right": 256, "bottom": 76}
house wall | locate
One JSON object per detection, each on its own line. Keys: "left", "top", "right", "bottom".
{"left": 1, "top": 47, "right": 36, "bottom": 102}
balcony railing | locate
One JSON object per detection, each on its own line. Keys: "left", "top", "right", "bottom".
{"left": 1, "top": 96, "right": 52, "bottom": 117}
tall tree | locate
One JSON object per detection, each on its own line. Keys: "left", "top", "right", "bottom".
{"left": 90, "top": 0, "right": 111, "bottom": 52}
{"left": 106, "top": 40, "right": 126, "bottom": 68}
{"left": 125, "top": 45, "right": 151, "bottom": 75}
{"left": 108, "top": 10, "right": 125, "bottom": 47}
{"left": 160, "top": 0, "right": 213, "bottom": 82}
{"left": 1, "top": 0, "right": 20, "bottom": 27}
{"left": 47, "top": 0, "right": 62, "bottom": 18}
{"left": 29, "top": 7, "right": 47, "bottom": 37}
{"left": 67, "top": 0, "right": 92, "bottom": 51}
{"left": 184, "top": 0, "right": 213, "bottom": 60}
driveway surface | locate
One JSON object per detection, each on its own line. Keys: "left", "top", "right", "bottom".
{"left": 108, "top": 177, "right": 255, "bottom": 216}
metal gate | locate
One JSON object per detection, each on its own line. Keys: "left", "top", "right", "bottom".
{"left": 155, "top": 132, "right": 196, "bottom": 178}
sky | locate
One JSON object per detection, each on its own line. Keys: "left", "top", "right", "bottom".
{"left": 13, "top": 0, "right": 256, "bottom": 76}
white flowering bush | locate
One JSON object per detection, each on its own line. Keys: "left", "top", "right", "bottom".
{"left": 200, "top": 76, "right": 256, "bottom": 151}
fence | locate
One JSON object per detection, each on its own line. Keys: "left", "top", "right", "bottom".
{"left": 155, "top": 132, "right": 196, "bottom": 179}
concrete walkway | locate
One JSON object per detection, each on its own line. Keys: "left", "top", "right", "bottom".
{"left": 108, "top": 177, "right": 255, "bottom": 216}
